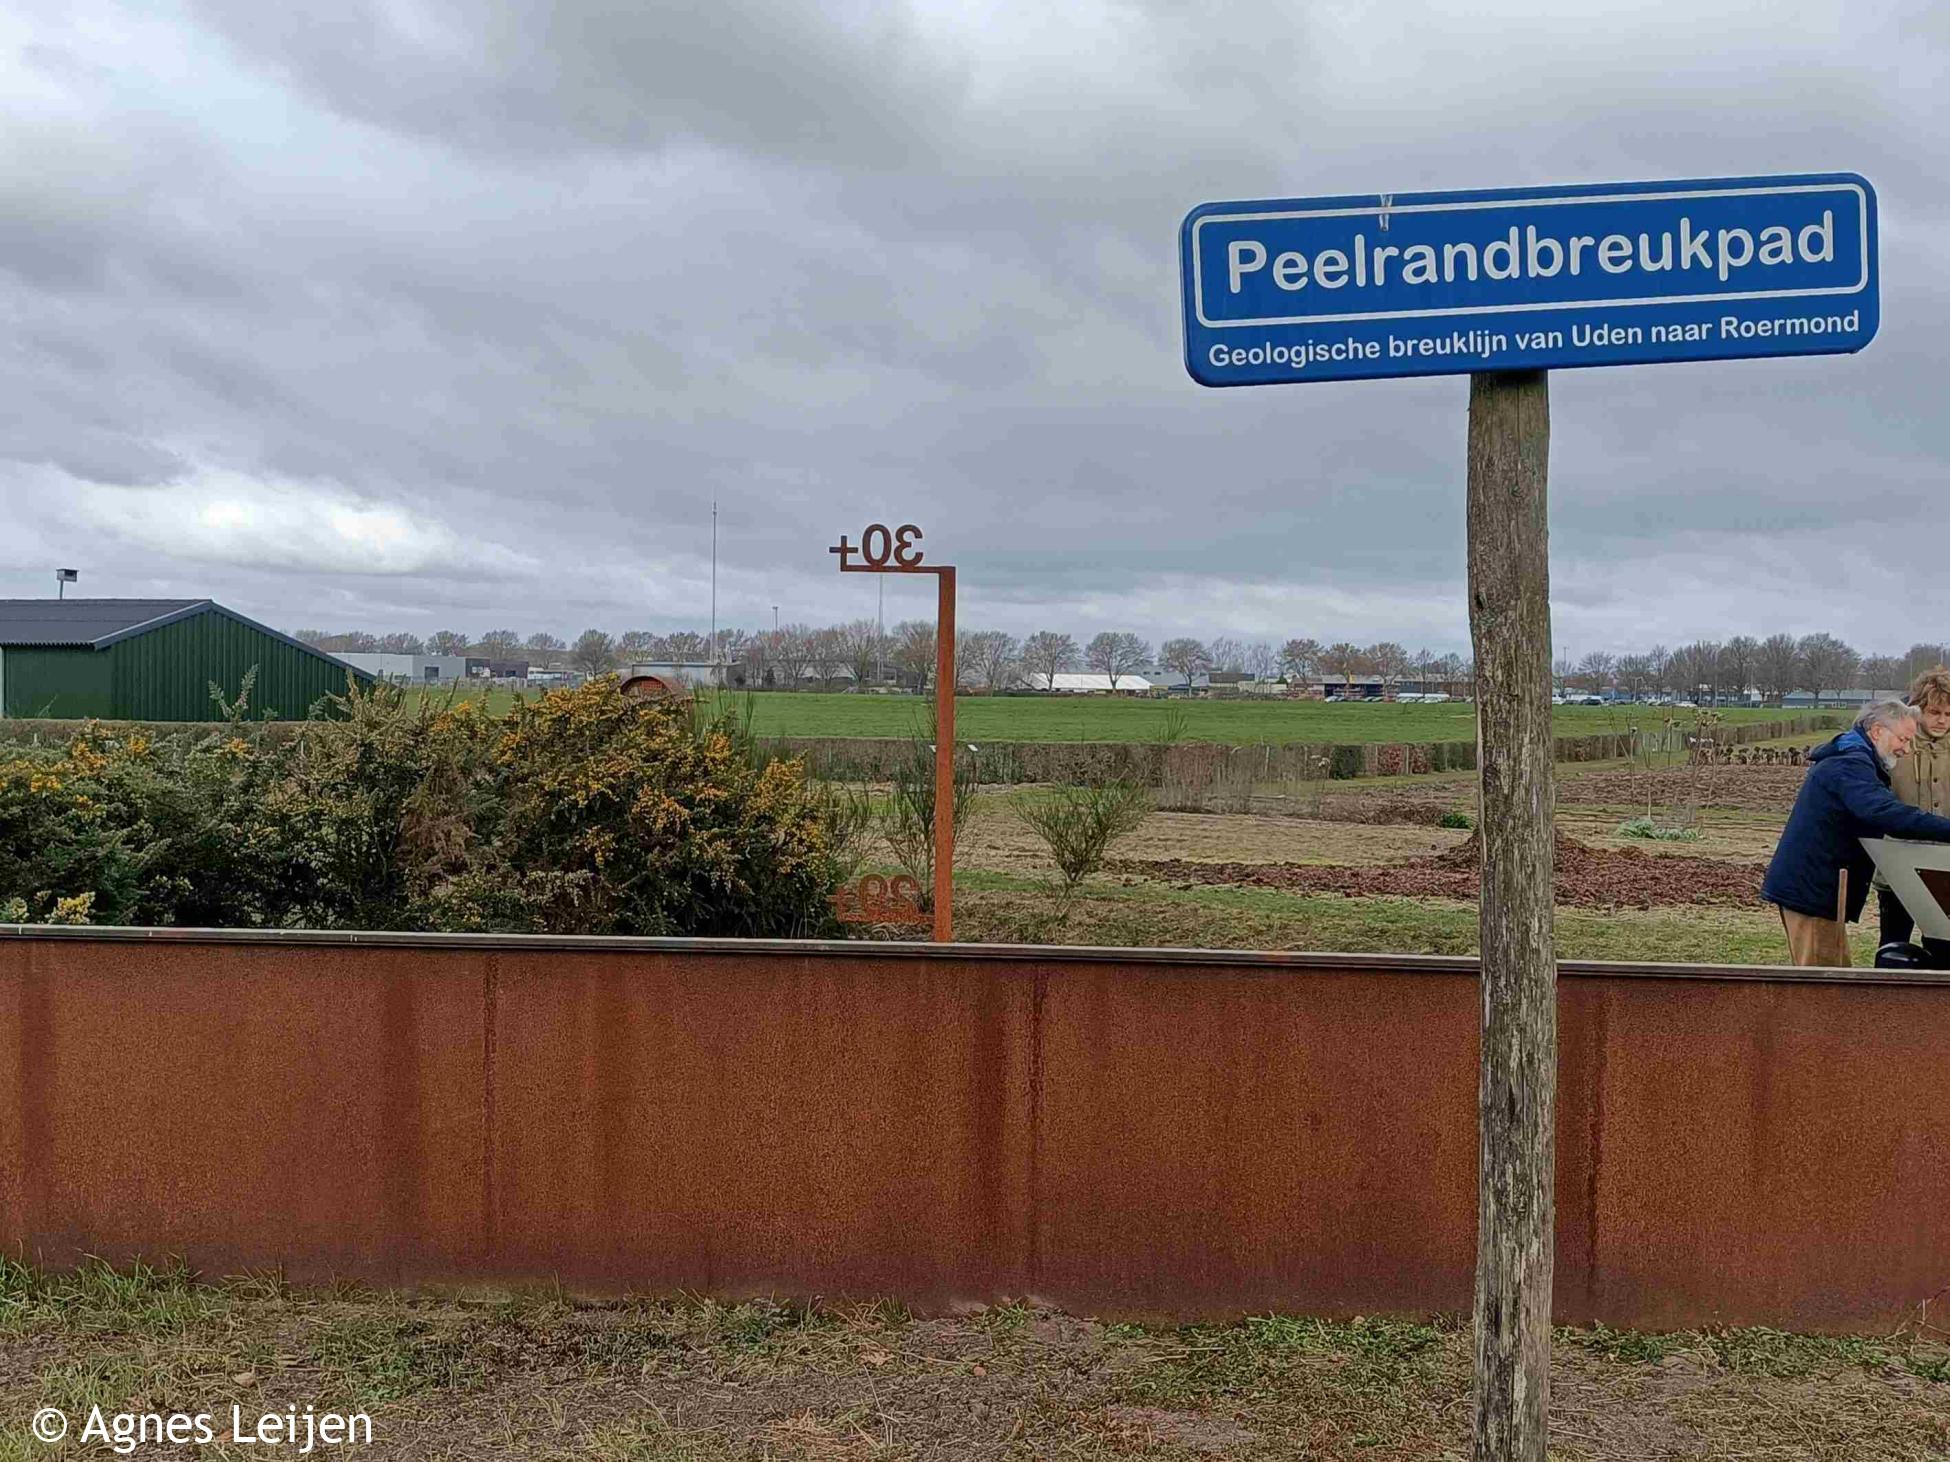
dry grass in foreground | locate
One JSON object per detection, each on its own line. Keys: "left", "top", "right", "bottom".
{"left": 2, "top": 1262, "right": 1947, "bottom": 1460}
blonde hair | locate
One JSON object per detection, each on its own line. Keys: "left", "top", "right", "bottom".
{"left": 1908, "top": 666, "right": 1950, "bottom": 714}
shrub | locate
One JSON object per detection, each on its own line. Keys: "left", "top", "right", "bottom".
{"left": 0, "top": 724, "right": 286, "bottom": 927}
{"left": 1328, "top": 745, "right": 1366, "bottom": 780}
{"left": 1016, "top": 783, "right": 1154, "bottom": 896}
{"left": 265, "top": 681, "right": 501, "bottom": 929}
{"left": 880, "top": 706, "right": 975, "bottom": 909}
{"left": 0, "top": 679, "right": 850, "bottom": 938}
{"left": 420, "top": 681, "right": 845, "bottom": 937}
{"left": 1616, "top": 815, "right": 1700, "bottom": 843}
{"left": 1439, "top": 810, "right": 1475, "bottom": 830}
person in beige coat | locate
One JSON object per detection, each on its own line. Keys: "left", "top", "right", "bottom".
{"left": 1878, "top": 666, "right": 1950, "bottom": 945}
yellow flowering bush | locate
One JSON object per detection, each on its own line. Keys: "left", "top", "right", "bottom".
{"left": 0, "top": 679, "right": 844, "bottom": 936}
{"left": 421, "top": 679, "right": 840, "bottom": 936}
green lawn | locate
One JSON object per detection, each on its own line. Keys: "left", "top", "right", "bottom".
{"left": 406, "top": 685, "right": 1823, "bottom": 746}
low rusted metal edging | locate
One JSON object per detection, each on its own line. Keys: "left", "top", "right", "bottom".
{"left": 3, "top": 923, "right": 1945, "bottom": 987}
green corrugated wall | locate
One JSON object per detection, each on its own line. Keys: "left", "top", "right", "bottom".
{"left": 107, "top": 610, "right": 364, "bottom": 721}
{"left": 0, "top": 647, "right": 114, "bottom": 718}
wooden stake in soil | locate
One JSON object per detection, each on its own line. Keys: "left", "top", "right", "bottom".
{"left": 1465, "top": 369, "right": 1556, "bottom": 1462}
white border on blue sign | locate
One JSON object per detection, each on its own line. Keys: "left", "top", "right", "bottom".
{"left": 1191, "top": 183, "right": 1871, "bottom": 330}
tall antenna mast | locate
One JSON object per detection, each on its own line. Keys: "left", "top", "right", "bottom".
{"left": 710, "top": 500, "right": 718, "bottom": 670}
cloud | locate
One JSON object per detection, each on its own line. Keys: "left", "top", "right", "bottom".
{"left": 63, "top": 469, "right": 536, "bottom": 576}
{"left": 0, "top": 0, "right": 1940, "bottom": 659}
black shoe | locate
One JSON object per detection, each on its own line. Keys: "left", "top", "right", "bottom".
{"left": 1875, "top": 941, "right": 1929, "bottom": 969}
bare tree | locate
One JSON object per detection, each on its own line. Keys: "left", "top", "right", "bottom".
{"left": 1245, "top": 642, "right": 1278, "bottom": 682}
{"left": 524, "top": 632, "right": 566, "bottom": 671}
{"left": 1904, "top": 643, "right": 1950, "bottom": 684}
{"left": 738, "top": 632, "right": 773, "bottom": 686}
{"left": 616, "top": 630, "right": 657, "bottom": 659}
{"left": 1368, "top": 641, "right": 1409, "bottom": 696}
{"left": 1756, "top": 634, "right": 1801, "bottom": 706}
{"left": 1575, "top": 650, "right": 1614, "bottom": 694}
{"left": 768, "top": 624, "right": 816, "bottom": 689}
{"left": 1085, "top": 631, "right": 1151, "bottom": 690}
{"left": 572, "top": 629, "right": 618, "bottom": 675}
{"left": 714, "top": 628, "right": 750, "bottom": 665}
{"left": 1719, "top": 636, "right": 1757, "bottom": 704}
{"left": 1160, "top": 637, "right": 1211, "bottom": 690}
{"left": 1207, "top": 636, "right": 1246, "bottom": 673}
{"left": 470, "top": 629, "right": 518, "bottom": 661}
{"left": 1279, "top": 637, "right": 1324, "bottom": 682}
{"left": 1022, "top": 630, "right": 1079, "bottom": 690}
{"left": 892, "top": 620, "right": 937, "bottom": 691}
{"left": 662, "top": 631, "right": 710, "bottom": 661}
{"left": 1615, "top": 654, "right": 1650, "bottom": 702}
{"left": 1322, "top": 641, "right": 1367, "bottom": 696}
{"left": 1686, "top": 641, "right": 1724, "bottom": 705}
{"left": 838, "top": 619, "right": 885, "bottom": 690}
{"left": 1798, "top": 633, "right": 1858, "bottom": 703}
{"left": 809, "top": 626, "right": 848, "bottom": 688}
{"left": 295, "top": 629, "right": 328, "bottom": 646}
{"left": 429, "top": 630, "right": 469, "bottom": 656}
{"left": 1645, "top": 644, "right": 1671, "bottom": 699}
{"left": 1664, "top": 645, "right": 1700, "bottom": 703}
{"left": 960, "top": 630, "right": 1019, "bottom": 693}
{"left": 1861, "top": 653, "right": 1906, "bottom": 693}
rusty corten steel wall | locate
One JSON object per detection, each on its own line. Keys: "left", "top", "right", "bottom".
{"left": 2, "top": 928, "right": 1946, "bottom": 1331}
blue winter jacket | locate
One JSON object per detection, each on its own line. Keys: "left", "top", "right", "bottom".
{"left": 1761, "top": 728, "right": 1950, "bottom": 921}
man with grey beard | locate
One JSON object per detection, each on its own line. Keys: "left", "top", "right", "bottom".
{"left": 1761, "top": 699, "right": 1950, "bottom": 966}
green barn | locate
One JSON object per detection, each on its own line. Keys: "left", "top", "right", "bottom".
{"left": 0, "top": 599, "right": 372, "bottom": 721}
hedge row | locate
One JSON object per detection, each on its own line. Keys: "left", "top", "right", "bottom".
{"left": 769, "top": 714, "right": 1839, "bottom": 785}
{"left": 0, "top": 713, "right": 1842, "bottom": 787}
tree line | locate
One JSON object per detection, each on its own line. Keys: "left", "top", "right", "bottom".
{"left": 295, "top": 625, "right": 1949, "bottom": 702}
{"left": 1550, "top": 635, "right": 1950, "bottom": 702}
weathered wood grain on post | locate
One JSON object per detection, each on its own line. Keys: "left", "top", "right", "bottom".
{"left": 1465, "top": 370, "right": 1556, "bottom": 1462}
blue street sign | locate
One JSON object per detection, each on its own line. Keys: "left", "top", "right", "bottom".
{"left": 1180, "top": 173, "right": 1877, "bottom": 387}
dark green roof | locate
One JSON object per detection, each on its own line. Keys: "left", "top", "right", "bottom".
{"left": 0, "top": 598, "right": 202, "bottom": 647}
{"left": 0, "top": 598, "right": 369, "bottom": 679}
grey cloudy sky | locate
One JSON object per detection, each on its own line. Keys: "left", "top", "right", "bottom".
{"left": 0, "top": 0, "right": 1942, "bottom": 657}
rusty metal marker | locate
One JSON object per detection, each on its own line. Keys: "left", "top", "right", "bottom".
{"left": 829, "top": 523, "right": 956, "bottom": 941}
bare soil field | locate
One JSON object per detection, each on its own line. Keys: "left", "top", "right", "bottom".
{"left": 959, "top": 808, "right": 1463, "bottom": 875}
{"left": 1294, "top": 759, "right": 1810, "bottom": 828}
{"left": 4, "top": 1266, "right": 1946, "bottom": 1462}
{"left": 944, "top": 760, "right": 1834, "bottom": 961}
{"left": 1116, "top": 834, "right": 1764, "bottom": 912}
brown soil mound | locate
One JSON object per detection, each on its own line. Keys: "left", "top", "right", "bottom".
{"left": 1113, "top": 831, "right": 1763, "bottom": 910}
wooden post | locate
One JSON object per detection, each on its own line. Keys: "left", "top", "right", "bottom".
{"left": 1466, "top": 369, "right": 1556, "bottom": 1462}
{"left": 933, "top": 567, "right": 956, "bottom": 943}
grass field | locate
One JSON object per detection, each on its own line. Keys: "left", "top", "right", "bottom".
{"left": 406, "top": 686, "right": 1820, "bottom": 746}
{"left": 2, "top": 1261, "right": 1943, "bottom": 1461}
